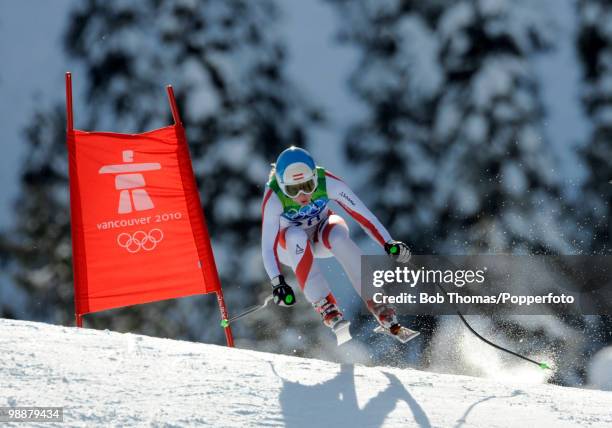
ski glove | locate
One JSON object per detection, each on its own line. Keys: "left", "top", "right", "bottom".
{"left": 384, "top": 240, "right": 411, "bottom": 264}
{"left": 271, "top": 275, "right": 296, "bottom": 307}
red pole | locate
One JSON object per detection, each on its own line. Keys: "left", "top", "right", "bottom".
{"left": 66, "top": 72, "right": 82, "bottom": 328}
{"left": 65, "top": 72, "right": 74, "bottom": 132}
{"left": 165, "top": 85, "right": 181, "bottom": 126}
{"left": 217, "top": 291, "right": 235, "bottom": 347}
{"left": 166, "top": 82, "right": 235, "bottom": 347}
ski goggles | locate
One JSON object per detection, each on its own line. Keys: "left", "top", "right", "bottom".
{"left": 283, "top": 177, "right": 317, "bottom": 197}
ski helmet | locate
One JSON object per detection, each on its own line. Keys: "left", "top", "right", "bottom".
{"left": 275, "top": 147, "right": 318, "bottom": 197}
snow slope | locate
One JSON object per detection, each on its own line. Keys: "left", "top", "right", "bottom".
{"left": 1, "top": 319, "right": 611, "bottom": 427}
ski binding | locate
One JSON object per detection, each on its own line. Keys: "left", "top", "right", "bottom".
{"left": 373, "top": 325, "right": 420, "bottom": 344}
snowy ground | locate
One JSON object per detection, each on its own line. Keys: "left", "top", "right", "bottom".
{"left": 1, "top": 319, "right": 611, "bottom": 427}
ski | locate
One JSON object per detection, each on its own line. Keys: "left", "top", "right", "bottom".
{"left": 332, "top": 320, "right": 352, "bottom": 346}
{"left": 373, "top": 325, "right": 420, "bottom": 344}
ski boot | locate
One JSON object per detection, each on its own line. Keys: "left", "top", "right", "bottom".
{"left": 314, "top": 293, "right": 352, "bottom": 345}
{"left": 367, "top": 300, "right": 420, "bottom": 344}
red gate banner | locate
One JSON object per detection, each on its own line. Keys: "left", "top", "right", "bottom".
{"left": 65, "top": 73, "right": 233, "bottom": 346}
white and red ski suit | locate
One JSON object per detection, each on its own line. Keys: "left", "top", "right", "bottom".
{"left": 261, "top": 169, "right": 392, "bottom": 304}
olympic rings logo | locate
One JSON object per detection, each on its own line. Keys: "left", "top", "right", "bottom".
{"left": 284, "top": 199, "right": 328, "bottom": 220}
{"left": 117, "top": 229, "right": 164, "bottom": 253}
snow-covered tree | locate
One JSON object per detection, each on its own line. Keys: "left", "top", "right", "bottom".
{"left": 325, "top": 0, "right": 445, "bottom": 254}
{"left": 326, "top": 0, "right": 590, "bottom": 380}
{"left": 577, "top": 0, "right": 612, "bottom": 252}
{"left": 430, "top": 0, "right": 575, "bottom": 254}
{"left": 575, "top": 0, "right": 612, "bottom": 362}
{"left": 424, "top": 0, "right": 587, "bottom": 385}
{"left": 322, "top": 0, "right": 447, "bottom": 363}
{"left": 2, "top": 0, "right": 326, "bottom": 350}
{"left": 329, "top": 0, "right": 575, "bottom": 254}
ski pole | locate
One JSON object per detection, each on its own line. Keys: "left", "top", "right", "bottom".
{"left": 435, "top": 282, "right": 552, "bottom": 370}
{"left": 220, "top": 295, "right": 274, "bottom": 328}
{"left": 387, "top": 244, "right": 551, "bottom": 369}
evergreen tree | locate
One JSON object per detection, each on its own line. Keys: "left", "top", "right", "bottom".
{"left": 328, "top": 0, "right": 575, "bottom": 254}
{"left": 577, "top": 0, "right": 612, "bottom": 252}
{"left": 431, "top": 0, "right": 572, "bottom": 254}
{"left": 324, "top": 0, "right": 448, "bottom": 365}
{"left": 2, "top": 0, "right": 325, "bottom": 350}
{"left": 576, "top": 0, "right": 612, "bottom": 354}
{"left": 425, "top": 0, "right": 583, "bottom": 384}
{"left": 326, "top": 0, "right": 586, "bottom": 379}
{"left": 325, "top": 0, "right": 445, "bottom": 254}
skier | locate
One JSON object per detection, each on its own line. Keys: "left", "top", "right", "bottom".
{"left": 261, "top": 146, "right": 418, "bottom": 343}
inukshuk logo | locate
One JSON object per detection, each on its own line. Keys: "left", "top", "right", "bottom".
{"left": 99, "top": 149, "right": 165, "bottom": 253}
{"left": 99, "top": 150, "right": 161, "bottom": 214}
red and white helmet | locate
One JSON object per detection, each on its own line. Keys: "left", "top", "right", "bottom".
{"left": 275, "top": 147, "right": 318, "bottom": 197}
